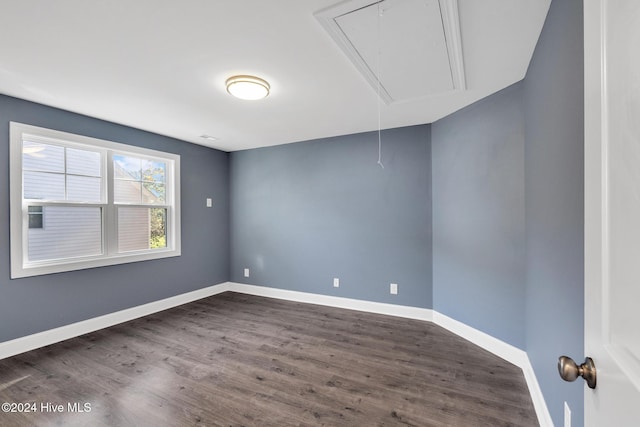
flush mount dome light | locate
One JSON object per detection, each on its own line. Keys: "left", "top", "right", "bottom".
{"left": 225, "top": 75, "right": 270, "bottom": 100}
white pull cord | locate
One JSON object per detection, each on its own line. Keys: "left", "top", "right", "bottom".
{"left": 376, "top": 1, "right": 385, "bottom": 169}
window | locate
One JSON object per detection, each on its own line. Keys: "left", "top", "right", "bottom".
{"left": 28, "top": 206, "right": 43, "bottom": 229}
{"left": 10, "top": 122, "right": 181, "bottom": 278}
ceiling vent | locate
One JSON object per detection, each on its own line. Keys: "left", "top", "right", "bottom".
{"left": 315, "top": 0, "right": 466, "bottom": 104}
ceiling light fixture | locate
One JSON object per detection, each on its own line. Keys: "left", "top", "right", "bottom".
{"left": 225, "top": 75, "right": 270, "bottom": 100}
{"left": 199, "top": 134, "right": 218, "bottom": 141}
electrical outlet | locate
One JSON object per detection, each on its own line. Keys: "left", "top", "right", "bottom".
{"left": 564, "top": 402, "right": 571, "bottom": 427}
{"left": 244, "top": 268, "right": 250, "bottom": 278}
{"left": 333, "top": 278, "right": 340, "bottom": 288}
{"left": 206, "top": 198, "right": 212, "bottom": 207}
{"left": 390, "top": 283, "right": 398, "bottom": 295}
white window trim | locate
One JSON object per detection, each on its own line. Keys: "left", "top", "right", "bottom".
{"left": 10, "top": 122, "right": 181, "bottom": 279}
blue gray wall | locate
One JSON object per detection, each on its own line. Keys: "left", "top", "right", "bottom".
{"left": 230, "top": 126, "right": 432, "bottom": 308}
{"left": 431, "top": 83, "right": 526, "bottom": 349}
{"left": 523, "top": 0, "right": 585, "bottom": 424}
{"left": 0, "top": 94, "right": 230, "bottom": 342}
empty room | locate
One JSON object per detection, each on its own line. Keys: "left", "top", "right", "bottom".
{"left": 1, "top": 0, "right": 637, "bottom": 426}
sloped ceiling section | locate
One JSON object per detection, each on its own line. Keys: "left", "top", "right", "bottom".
{"left": 317, "top": 0, "right": 466, "bottom": 104}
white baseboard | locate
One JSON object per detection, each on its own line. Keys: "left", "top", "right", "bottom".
{"left": 228, "top": 282, "right": 433, "bottom": 322}
{"left": 521, "top": 355, "right": 554, "bottom": 427}
{"left": 0, "top": 281, "right": 551, "bottom": 426}
{"left": 432, "top": 311, "right": 528, "bottom": 367}
{"left": 0, "top": 282, "right": 231, "bottom": 361}
{"left": 431, "top": 311, "right": 552, "bottom": 427}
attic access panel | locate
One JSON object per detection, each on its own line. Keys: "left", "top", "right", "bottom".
{"left": 316, "top": 0, "right": 465, "bottom": 104}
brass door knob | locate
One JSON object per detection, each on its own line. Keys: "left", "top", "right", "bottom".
{"left": 558, "top": 355, "right": 597, "bottom": 389}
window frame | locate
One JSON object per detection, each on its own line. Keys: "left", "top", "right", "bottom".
{"left": 10, "top": 122, "right": 181, "bottom": 279}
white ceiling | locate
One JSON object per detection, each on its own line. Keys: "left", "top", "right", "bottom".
{"left": 0, "top": 0, "right": 550, "bottom": 152}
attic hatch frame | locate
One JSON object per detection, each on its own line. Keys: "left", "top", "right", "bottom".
{"left": 315, "top": 0, "right": 466, "bottom": 105}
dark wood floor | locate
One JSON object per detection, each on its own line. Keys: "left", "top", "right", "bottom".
{"left": 0, "top": 292, "right": 538, "bottom": 426}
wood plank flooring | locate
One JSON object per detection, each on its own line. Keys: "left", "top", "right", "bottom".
{"left": 0, "top": 292, "right": 538, "bottom": 426}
